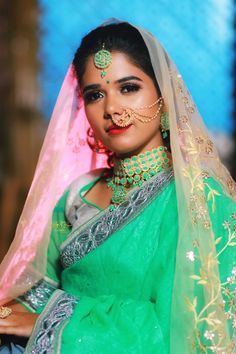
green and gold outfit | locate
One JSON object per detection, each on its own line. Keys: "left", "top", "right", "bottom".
{"left": 17, "top": 168, "right": 236, "bottom": 353}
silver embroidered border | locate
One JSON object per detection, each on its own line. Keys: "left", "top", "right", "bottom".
{"left": 18, "top": 278, "right": 58, "bottom": 311}
{"left": 25, "top": 290, "right": 79, "bottom": 354}
{"left": 60, "top": 169, "right": 174, "bottom": 269}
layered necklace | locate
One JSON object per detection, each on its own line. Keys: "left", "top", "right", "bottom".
{"left": 106, "top": 146, "right": 171, "bottom": 206}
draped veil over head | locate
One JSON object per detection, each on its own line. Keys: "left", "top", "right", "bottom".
{"left": 0, "top": 18, "right": 235, "bottom": 352}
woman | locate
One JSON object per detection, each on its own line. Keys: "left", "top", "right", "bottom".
{"left": 0, "top": 19, "right": 235, "bottom": 353}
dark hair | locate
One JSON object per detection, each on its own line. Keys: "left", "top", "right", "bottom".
{"left": 72, "top": 22, "right": 161, "bottom": 96}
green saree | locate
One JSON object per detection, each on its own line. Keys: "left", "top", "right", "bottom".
{"left": 18, "top": 169, "right": 236, "bottom": 353}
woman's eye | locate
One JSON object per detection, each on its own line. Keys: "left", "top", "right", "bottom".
{"left": 84, "top": 91, "right": 103, "bottom": 103}
{"left": 121, "top": 84, "right": 140, "bottom": 93}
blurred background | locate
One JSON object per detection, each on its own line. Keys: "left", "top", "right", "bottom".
{"left": 0, "top": 0, "right": 235, "bottom": 261}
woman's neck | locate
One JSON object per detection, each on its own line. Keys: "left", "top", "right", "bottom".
{"left": 107, "top": 145, "right": 171, "bottom": 206}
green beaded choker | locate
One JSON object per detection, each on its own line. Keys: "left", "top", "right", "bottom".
{"left": 107, "top": 146, "right": 171, "bottom": 205}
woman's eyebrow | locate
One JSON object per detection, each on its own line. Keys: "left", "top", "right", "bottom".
{"left": 82, "top": 76, "right": 143, "bottom": 94}
{"left": 115, "top": 76, "right": 143, "bottom": 84}
{"left": 83, "top": 84, "right": 100, "bottom": 94}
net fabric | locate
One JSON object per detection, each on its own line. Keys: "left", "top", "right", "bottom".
{"left": 138, "top": 28, "right": 236, "bottom": 352}
{"left": 0, "top": 65, "right": 107, "bottom": 304}
{"left": 0, "top": 18, "right": 235, "bottom": 352}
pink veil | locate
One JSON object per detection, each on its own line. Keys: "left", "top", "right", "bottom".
{"left": 0, "top": 65, "right": 107, "bottom": 304}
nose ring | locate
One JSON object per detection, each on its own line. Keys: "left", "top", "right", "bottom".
{"left": 110, "top": 97, "right": 164, "bottom": 128}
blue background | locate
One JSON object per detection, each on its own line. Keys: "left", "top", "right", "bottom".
{"left": 38, "top": 0, "right": 235, "bottom": 135}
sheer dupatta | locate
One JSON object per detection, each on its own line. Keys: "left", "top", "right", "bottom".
{"left": 0, "top": 66, "right": 107, "bottom": 304}
{"left": 138, "top": 26, "right": 236, "bottom": 352}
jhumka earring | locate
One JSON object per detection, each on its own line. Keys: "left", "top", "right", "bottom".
{"left": 87, "top": 127, "right": 108, "bottom": 154}
{"left": 160, "top": 112, "right": 169, "bottom": 138}
{"left": 111, "top": 97, "right": 164, "bottom": 127}
{"left": 94, "top": 43, "right": 112, "bottom": 78}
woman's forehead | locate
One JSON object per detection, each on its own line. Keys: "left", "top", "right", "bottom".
{"left": 82, "top": 52, "right": 147, "bottom": 86}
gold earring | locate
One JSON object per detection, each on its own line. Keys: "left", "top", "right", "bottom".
{"left": 160, "top": 112, "right": 169, "bottom": 138}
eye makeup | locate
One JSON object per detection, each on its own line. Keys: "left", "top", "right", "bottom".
{"left": 84, "top": 82, "right": 142, "bottom": 104}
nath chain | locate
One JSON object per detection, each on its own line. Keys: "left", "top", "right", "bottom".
{"left": 111, "top": 97, "right": 164, "bottom": 127}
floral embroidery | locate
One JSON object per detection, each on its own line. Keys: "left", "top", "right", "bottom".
{"left": 52, "top": 221, "right": 72, "bottom": 231}
{"left": 173, "top": 70, "right": 236, "bottom": 353}
{"left": 204, "top": 330, "right": 215, "bottom": 341}
{"left": 186, "top": 251, "right": 195, "bottom": 262}
{"left": 187, "top": 218, "right": 236, "bottom": 353}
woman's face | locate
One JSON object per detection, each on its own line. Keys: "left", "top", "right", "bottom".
{"left": 81, "top": 51, "right": 163, "bottom": 157}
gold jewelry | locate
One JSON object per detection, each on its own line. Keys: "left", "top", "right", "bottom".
{"left": 0, "top": 306, "right": 12, "bottom": 319}
{"left": 94, "top": 43, "right": 112, "bottom": 78}
{"left": 160, "top": 112, "right": 169, "bottom": 138}
{"left": 107, "top": 146, "right": 170, "bottom": 205}
{"left": 111, "top": 97, "right": 164, "bottom": 127}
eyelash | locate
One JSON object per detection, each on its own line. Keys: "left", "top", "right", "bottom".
{"left": 121, "top": 83, "right": 140, "bottom": 93}
{"left": 84, "top": 83, "right": 141, "bottom": 104}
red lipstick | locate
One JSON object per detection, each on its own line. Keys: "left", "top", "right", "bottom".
{"left": 107, "top": 124, "right": 132, "bottom": 135}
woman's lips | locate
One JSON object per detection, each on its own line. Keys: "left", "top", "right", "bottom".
{"left": 107, "top": 124, "right": 132, "bottom": 135}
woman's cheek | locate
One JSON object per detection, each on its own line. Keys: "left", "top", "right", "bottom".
{"left": 86, "top": 106, "right": 101, "bottom": 126}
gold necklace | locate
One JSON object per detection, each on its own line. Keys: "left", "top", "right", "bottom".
{"left": 107, "top": 146, "right": 170, "bottom": 206}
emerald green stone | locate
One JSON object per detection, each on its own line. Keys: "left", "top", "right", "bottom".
{"left": 111, "top": 185, "right": 127, "bottom": 204}
{"left": 108, "top": 146, "right": 170, "bottom": 207}
{"left": 127, "top": 177, "right": 133, "bottom": 183}
{"left": 120, "top": 178, "right": 127, "bottom": 185}
{"left": 149, "top": 170, "right": 156, "bottom": 176}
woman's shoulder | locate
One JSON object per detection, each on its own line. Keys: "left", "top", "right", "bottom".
{"left": 53, "top": 168, "right": 107, "bottom": 211}
{"left": 66, "top": 168, "right": 107, "bottom": 217}
{"left": 68, "top": 168, "right": 106, "bottom": 193}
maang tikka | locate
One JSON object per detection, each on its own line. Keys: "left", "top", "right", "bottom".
{"left": 111, "top": 97, "right": 164, "bottom": 127}
{"left": 94, "top": 43, "right": 112, "bottom": 78}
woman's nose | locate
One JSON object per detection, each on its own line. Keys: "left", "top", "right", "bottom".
{"left": 103, "top": 95, "right": 123, "bottom": 119}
